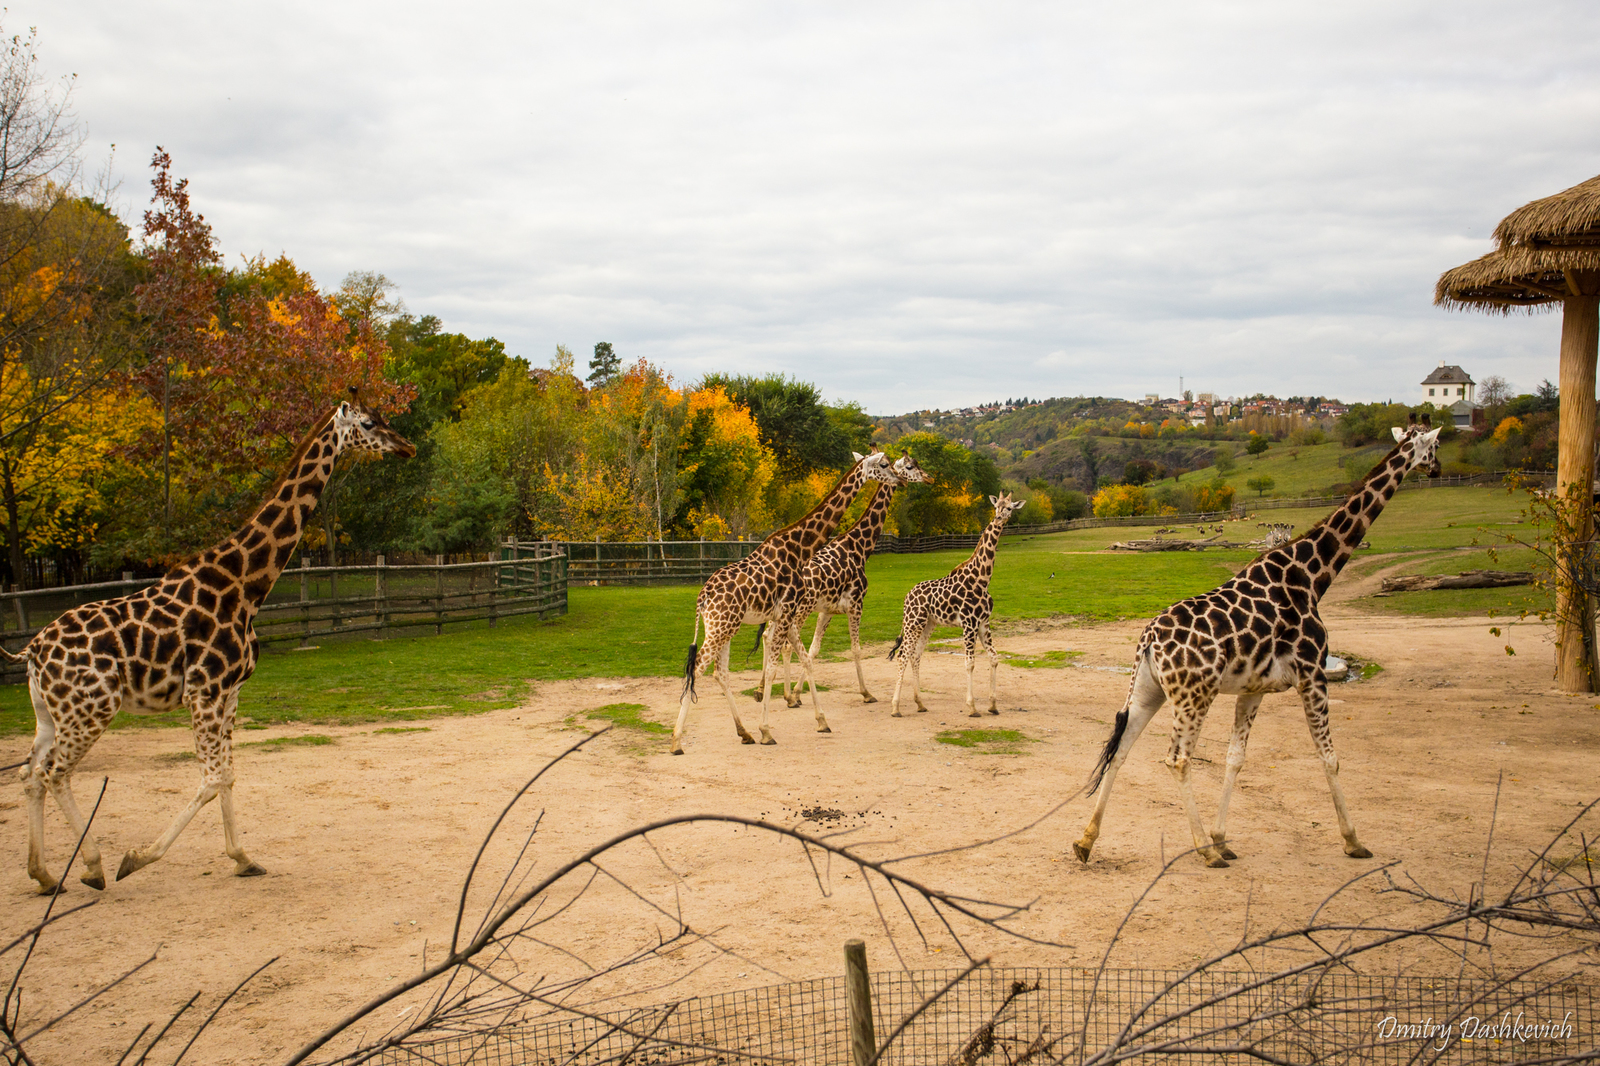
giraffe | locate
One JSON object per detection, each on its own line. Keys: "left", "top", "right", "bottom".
{"left": 1073, "top": 417, "right": 1443, "bottom": 869}
{"left": 770, "top": 453, "right": 929, "bottom": 707}
{"left": 886, "top": 493, "right": 1026, "bottom": 718}
{"left": 7, "top": 396, "right": 415, "bottom": 892}
{"left": 672, "top": 451, "right": 898, "bottom": 755}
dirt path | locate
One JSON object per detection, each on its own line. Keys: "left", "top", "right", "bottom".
{"left": 2, "top": 604, "right": 1596, "bottom": 1063}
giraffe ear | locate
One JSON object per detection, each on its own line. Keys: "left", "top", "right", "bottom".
{"left": 852, "top": 451, "right": 864, "bottom": 462}
{"left": 989, "top": 495, "right": 1000, "bottom": 507}
{"left": 1391, "top": 426, "right": 1405, "bottom": 442}
{"left": 1422, "top": 427, "right": 1441, "bottom": 443}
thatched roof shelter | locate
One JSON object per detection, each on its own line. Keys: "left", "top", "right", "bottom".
{"left": 1435, "top": 246, "right": 1600, "bottom": 312}
{"left": 1436, "top": 172, "right": 1600, "bottom": 691}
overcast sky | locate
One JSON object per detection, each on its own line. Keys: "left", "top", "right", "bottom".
{"left": 21, "top": 1, "right": 1600, "bottom": 413}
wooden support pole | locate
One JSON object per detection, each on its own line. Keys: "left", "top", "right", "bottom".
{"left": 375, "top": 554, "right": 387, "bottom": 638}
{"left": 435, "top": 554, "right": 445, "bottom": 635}
{"left": 299, "top": 557, "right": 311, "bottom": 647}
{"left": 844, "top": 938, "right": 876, "bottom": 1066}
{"left": 1556, "top": 290, "right": 1599, "bottom": 692}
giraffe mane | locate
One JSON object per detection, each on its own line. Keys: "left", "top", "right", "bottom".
{"left": 754, "top": 456, "right": 869, "bottom": 546}
{"left": 1246, "top": 432, "right": 1411, "bottom": 564}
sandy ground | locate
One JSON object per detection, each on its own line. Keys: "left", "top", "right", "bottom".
{"left": 4, "top": 558, "right": 1599, "bottom": 1063}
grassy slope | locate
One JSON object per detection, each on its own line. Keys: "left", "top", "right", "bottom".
{"left": 0, "top": 487, "right": 1535, "bottom": 738}
{"left": 1145, "top": 440, "right": 1384, "bottom": 499}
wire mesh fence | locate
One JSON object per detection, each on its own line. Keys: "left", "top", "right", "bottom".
{"left": 369, "top": 966, "right": 1597, "bottom": 1065}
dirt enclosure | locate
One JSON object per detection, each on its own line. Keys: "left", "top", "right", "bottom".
{"left": 5, "top": 591, "right": 1600, "bottom": 1062}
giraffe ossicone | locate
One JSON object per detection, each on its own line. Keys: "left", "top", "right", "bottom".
{"left": 1073, "top": 418, "right": 1443, "bottom": 869}
{"left": 672, "top": 450, "right": 899, "bottom": 754}
{"left": 887, "top": 492, "right": 1026, "bottom": 719}
{"left": 9, "top": 398, "right": 415, "bottom": 893}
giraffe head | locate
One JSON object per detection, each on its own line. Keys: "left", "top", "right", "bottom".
{"left": 1389, "top": 415, "right": 1442, "bottom": 478}
{"left": 333, "top": 396, "right": 417, "bottom": 459}
{"left": 891, "top": 454, "right": 929, "bottom": 485}
{"left": 856, "top": 450, "right": 898, "bottom": 486}
{"left": 988, "top": 492, "right": 1026, "bottom": 525}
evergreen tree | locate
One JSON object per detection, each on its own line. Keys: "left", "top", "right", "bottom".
{"left": 588, "top": 341, "right": 620, "bottom": 385}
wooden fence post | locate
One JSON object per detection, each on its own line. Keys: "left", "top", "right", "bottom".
{"left": 844, "top": 939, "right": 876, "bottom": 1066}
{"left": 298, "top": 557, "right": 312, "bottom": 647}
{"left": 489, "top": 542, "right": 501, "bottom": 628}
{"left": 375, "top": 554, "right": 387, "bottom": 638}
{"left": 329, "top": 557, "right": 341, "bottom": 633}
{"left": 10, "top": 585, "right": 25, "bottom": 634}
{"left": 435, "top": 554, "right": 445, "bottom": 635}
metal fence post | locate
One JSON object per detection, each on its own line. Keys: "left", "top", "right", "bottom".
{"left": 299, "top": 557, "right": 311, "bottom": 647}
{"left": 375, "top": 554, "right": 387, "bottom": 638}
{"left": 435, "top": 554, "right": 445, "bottom": 635}
{"left": 844, "top": 939, "right": 876, "bottom": 1066}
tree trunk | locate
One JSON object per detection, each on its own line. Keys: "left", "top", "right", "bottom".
{"left": 1555, "top": 289, "right": 1599, "bottom": 692}
{"left": 2, "top": 458, "right": 23, "bottom": 591}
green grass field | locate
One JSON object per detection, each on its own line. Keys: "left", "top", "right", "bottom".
{"left": 0, "top": 486, "right": 1543, "bottom": 738}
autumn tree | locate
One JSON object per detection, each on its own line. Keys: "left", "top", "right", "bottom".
{"left": 674, "top": 386, "right": 776, "bottom": 536}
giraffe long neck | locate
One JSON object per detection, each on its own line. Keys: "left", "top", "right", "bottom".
{"left": 764, "top": 462, "right": 869, "bottom": 563}
{"left": 1306, "top": 441, "right": 1413, "bottom": 584}
{"left": 208, "top": 418, "right": 343, "bottom": 606}
{"left": 956, "top": 512, "right": 1009, "bottom": 584}
{"left": 835, "top": 483, "right": 894, "bottom": 558}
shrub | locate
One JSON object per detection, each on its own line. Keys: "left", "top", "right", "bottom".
{"left": 1092, "top": 483, "right": 1154, "bottom": 517}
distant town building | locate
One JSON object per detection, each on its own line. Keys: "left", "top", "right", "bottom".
{"left": 1422, "top": 362, "right": 1475, "bottom": 405}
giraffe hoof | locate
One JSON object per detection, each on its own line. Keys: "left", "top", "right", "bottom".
{"left": 861, "top": 694, "right": 877, "bottom": 704}
{"left": 670, "top": 747, "right": 685, "bottom": 755}
{"left": 1072, "top": 841, "right": 1092, "bottom": 864}
{"left": 234, "top": 860, "right": 268, "bottom": 877}
{"left": 33, "top": 878, "right": 59, "bottom": 896}
{"left": 817, "top": 725, "right": 831, "bottom": 734}
{"left": 759, "top": 735, "right": 777, "bottom": 745}
{"left": 890, "top": 710, "right": 903, "bottom": 717}
{"left": 1203, "top": 855, "right": 1231, "bottom": 869}
{"left": 967, "top": 709, "right": 982, "bottom": 718}
{"left": 115, "top": 851, "right": 148, "bottom": 881}
{"left": 987, "top": 707, "right": 999, "bottom": 716}
{"left": 739, "top": 735, "right": 756, "bottom": 745}
{"left": 1345, "top": 845, "right": 1373, "bottom": 859}
{"left": 79, "top": 872, "right": 105, "bottom": 891}
{"left": 915, "top": 706, "right": 928, "bottom": 713}
{"left": 1219, "top": 846, "right": 1238, "bottom": 861}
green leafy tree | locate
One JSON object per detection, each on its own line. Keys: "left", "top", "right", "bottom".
{"left": 1247, "top": 474, "right": 1276, "bottom": 497}
{"left": 1246, "top": 433, "right": 1270, "bottom": 460}
{"left": 699, "top": 372, "right": 851, "bottom": 479}
{"left": 1212, "top": 444, "right": 1236, "bottom": 474}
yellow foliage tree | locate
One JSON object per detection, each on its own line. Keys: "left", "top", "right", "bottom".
{"left": 1091, "top": 483, "right": 1154, "bottom": 517}
{"left": 539, "top": 455, "right": 649, "bottom": 541}
{"left": 676, "top": 386, "right": 776, "bottom": 536}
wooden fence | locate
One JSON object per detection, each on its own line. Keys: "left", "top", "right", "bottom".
{"left": 555, "top": 539, "right": 761, "bottom": 585}
{"left": 0, "top": 542, "right": 566, "bottom": 678}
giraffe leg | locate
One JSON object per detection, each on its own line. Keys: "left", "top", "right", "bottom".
{"left": 890, "top": 619, "right": 927, "bottom": 716}
{"left": 1210, "top": 694, "right": 1263, "bottom": 861}
{"left": 1075, "top": 659, "right": 1165, "bottom": 863}
{"left": 715, "top": 632, "right": 758, "bottom": 746}
{"left": 27, "top": 679, "right": 116, "bottom": 893}
{"left": 981, "top": 619, "right": 999, "bottom": 714}
{"left": 782, "top": 633, "right": 799, "bottom": 708}
{"left": 754, "top": 626, "right": 780, "bottom": 744}
{"left": 213, "top": 692, "right": 265, "bottom": 876}
{"left": 1299, "top": 677, "right": 1371, "bottom": 858}
{"left": 23, "top": 680, "right": 59, "bottom": 893}
{"left": 845, "top": 606, "right": 875, "bottom": 703}
{"left": 117, "top": 692, "right": 235, "bottom": 880}
{"left": 790, "top": 618, "right": 831, "bottom": 734}
{"left": 1163, "top": 689, "right": 1228, "bottom": 868}
{"left": 963, "top": 627, "right": 981, "bottom": 717}
{"left": 910, "top": 631, "right": 930, "bottom": 712}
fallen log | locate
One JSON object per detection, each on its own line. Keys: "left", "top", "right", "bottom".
{"left": 1108, "top": 535, "right": 1245, "bottom": 552}
{"left": 1380, "top": 569, "right": 1535, "bottom": 592}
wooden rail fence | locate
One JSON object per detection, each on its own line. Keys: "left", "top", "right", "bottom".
{"left": 0, "top": 541, "right": 566, "bottom": 679}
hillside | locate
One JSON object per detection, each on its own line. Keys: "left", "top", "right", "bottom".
{"left": 1146, "top": 440, "right": 1390, "bottom": 498}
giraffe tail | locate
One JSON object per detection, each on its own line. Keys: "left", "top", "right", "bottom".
{"left": 887, "top": 634, "right": 905, "bottom": 661}
{"left": 748, "top": 622, "right": 767, "bottom": 662}
{"left": 1085, "top": 707, "right": 1128, "bottom": 797}
{"left": 680, "top": 614, "right": 701, "bottom": 703}
{"left": 0, "top": 644, "right": 27, "bottom": 664}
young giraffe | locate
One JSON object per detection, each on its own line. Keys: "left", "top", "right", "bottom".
{"left": 887, "top": 493, "right": 1026, "bottom": 718}
{"left": 1074, "top": 418, "right": 1442, "bottom": 869}
{"left": 673, "top": 451, "right": 898, "bottom": 755}
{"left": 770, "top": 454, "right": 929, "bottom": 707}
{"left": 8, "top": 398, "right": 415, "bottom": 892}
